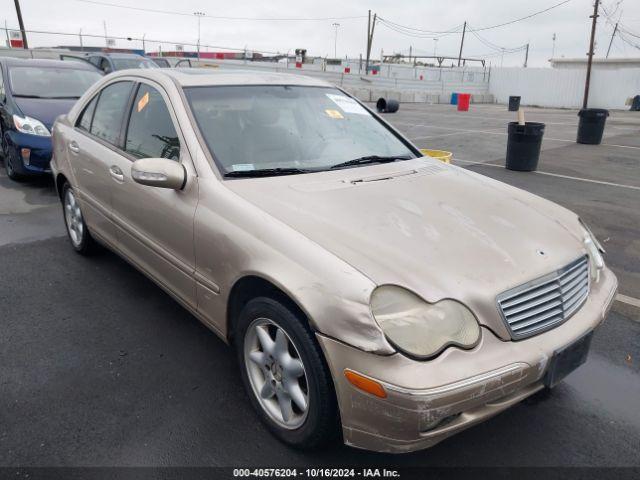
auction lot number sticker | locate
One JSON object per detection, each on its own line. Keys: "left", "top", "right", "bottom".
{"left": 233, "top": 468, "right": 399, "bottom": 478}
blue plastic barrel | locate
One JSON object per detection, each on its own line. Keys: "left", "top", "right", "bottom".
{"left": 450, "top": 93, "right": 458, "bottom": 105}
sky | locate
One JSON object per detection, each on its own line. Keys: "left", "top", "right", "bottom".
{"left": 2, "top": 0, "right": 640, "bottom": 67}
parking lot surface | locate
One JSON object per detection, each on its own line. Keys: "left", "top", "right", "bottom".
{"left": 1, "top": 103, "right": 639, "bottom": 467}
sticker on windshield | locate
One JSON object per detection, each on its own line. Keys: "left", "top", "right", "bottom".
{"left": 326, "top": 94, "right": 368, "bottom": 115}
{"left": 231, "top": 164, "right": 255, "bottom": 172}
{"left": 137, "top": 92, "right": 149, "bottom": 112}
{"left": 325, "top": 109, "right": 344, "bottom": 119}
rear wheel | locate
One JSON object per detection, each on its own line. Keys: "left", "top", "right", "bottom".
{"left": 236, "top": 296, "right": 339, "bottom": 449}
{"left": 62, "top": 182, "right": 98, "bottom": 255}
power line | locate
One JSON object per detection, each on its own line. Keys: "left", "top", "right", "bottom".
{"left": 469, "top": 28, "right": 527, "bottom": 53}
{"left": 377, "top": 17, "right": 463, "bottom": 35}
{"left": 376, "top": 18, "right": 462, "bottom": 39}
{"left": 602, "top": 2, "right": 640, "bottom": 39}
{"left": 469, "top": 0, "right": 573, "bottom": 31}
{"left": 378, "top": 0, "right": 572, "bottom": 36}
{"left": 76, "top": 0, "right": 366, "bottom": 21}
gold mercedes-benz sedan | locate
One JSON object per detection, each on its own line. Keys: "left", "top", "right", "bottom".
{"left": 50, "top": 69, "right": 618, "bottom": 453}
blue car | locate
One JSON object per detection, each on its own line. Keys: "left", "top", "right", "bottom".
{"left": 0, "top": 58, "right": 102, "bottom": 180}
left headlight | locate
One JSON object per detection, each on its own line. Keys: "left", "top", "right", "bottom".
{"left": 370, "top": 285, "right": 480, "bottom": 360}
{"left": 579, "top": 219, "right": 605, "bottom": 282}
{"left": 13, "top": 114, "right": 51, "bottom": 137}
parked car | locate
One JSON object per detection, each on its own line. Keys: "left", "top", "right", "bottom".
{"left": 61, "top": 53, "right": 158, "bottom": 75}
{"left": 50, "top": 70, "right": 618, "bottom": 453}
{"left": 0, "top": 58, "right": 102, "bottom": 180}
{"left": 150, "top": 57, "right": 193, "bottom": 68}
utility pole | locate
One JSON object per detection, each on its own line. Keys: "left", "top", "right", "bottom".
{"left": 551, "top": 33, "right": 557, "bottom": 58}
{"left": 142, "top": 33, "right": 146, "bottom": 54}
{"left": 583, "top": 0, "right": 599, "bottom": 109}
{"left": 606, "top": 22, "right": 618, "bottom": 58}
{"left": 13, "top": 0, "right": 28, "bottom": 49}
{"left": 79, "top": 29, "right": 83, "bottom": 51}
{"left": 194, "top": 12, "right": 205, "bottom": 60}
{"left": 5, "top": 20, "right": 11, "bottom": 47}
{"left": 332, "top": 22, "right": 340, "bottom": 58}
{"left": 457, "top": 21, "right": 466, "bottom": 67}
{"left": 365, "top": 11, "right": 376, "bottom": 75}
{"left": 103, "top": 20, "right": 108, "bottom": 47}
{"left": 408, "top": 45, "right": 412, "bottom": 64}
{"left": 365, "top": 10, "right": 371, "bottom": 74}
{"left": 524, "top": 43, "right": 529, "bottom": 67}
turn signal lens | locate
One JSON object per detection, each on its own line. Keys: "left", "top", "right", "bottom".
{"left": 344, "top": 369, "right": 387, "bottom": 398}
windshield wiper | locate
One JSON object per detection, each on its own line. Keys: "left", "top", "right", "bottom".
{"left": 13, "top": 95, "right": 80, "bottom": 99}
{"left": 224, "top": 167, "right": 315, "bottom": 178}
{"left": 330, "top": 155, "right": 412, "bottom": 170}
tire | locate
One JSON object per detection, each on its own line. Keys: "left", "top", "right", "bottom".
{"left": 3, "top": 145, "right": 23, "bottom": 182}
{"left": 236, "top": 296, "right": 340, "bottom": 450}
{"left": 61, "top": 182, "right": 98, "bottom": 255}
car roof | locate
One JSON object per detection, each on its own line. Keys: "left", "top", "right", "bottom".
{"left": 0, "top": 57, "right": 98, "bottom": 71}
{"left": 111, "top": 68, "right": 333, "bottom": 88}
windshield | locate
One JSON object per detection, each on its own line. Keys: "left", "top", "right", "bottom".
{"left": 112, "top": 58, "right": 158, "bottom": 70}
{"left": 184, "top": 85, "right": 415, "bottom": 175}
{"left": 9, "top": 67, "right": 102, "bottom": 98}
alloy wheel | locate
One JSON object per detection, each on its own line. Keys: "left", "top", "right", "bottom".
{"left": 244, "top": 318, "right": 310, "bottom": 429}
{"left": 64, "top": 189, "right": 84, "bottom": 248}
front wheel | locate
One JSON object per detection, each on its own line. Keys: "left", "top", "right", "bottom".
{"left": 3, "top": 147, "right": 23, "bottom": 182}
{"left": 236, "top": 296, "right": 340, "bottom": 449}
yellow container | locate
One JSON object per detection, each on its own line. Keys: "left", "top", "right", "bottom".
{"left": 419, "top": 148, "right": 453, "bottom": 164}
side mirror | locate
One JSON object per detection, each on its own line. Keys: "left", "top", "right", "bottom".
{"left": 131, "top": 158, "right": 186, "bottom": 190}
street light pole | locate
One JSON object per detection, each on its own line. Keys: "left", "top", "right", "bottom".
{"left": 194, "top": 11, "right": 205, "bottom": 60}
{"left": 433, "top": 38, "right": 438, "bottom": 57}
{"left": 332, "top": 22, "right": 340, "bottom": 58}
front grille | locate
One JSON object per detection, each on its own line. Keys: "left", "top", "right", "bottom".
{"left": 497, "top": 256, "right": 590, "bottom": 340}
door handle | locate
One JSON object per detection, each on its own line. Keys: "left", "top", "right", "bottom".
{"left": 68, "top": 141, "right": 80, "bottom": 154}
{"left": 109, "top": 165, "right": 124, "bottom": 182}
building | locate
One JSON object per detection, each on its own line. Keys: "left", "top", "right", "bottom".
{"left": 550, "top": 57, "right": 640, "bottom": 70}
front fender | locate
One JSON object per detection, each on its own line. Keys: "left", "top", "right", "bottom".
{"left": 193, "top": 178, "right": 395, "bottom": 355}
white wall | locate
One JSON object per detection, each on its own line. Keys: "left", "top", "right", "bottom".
{"left": 489, "top": 66, "right": 640, "bottom": 110}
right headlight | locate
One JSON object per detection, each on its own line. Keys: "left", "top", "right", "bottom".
{"left": 13, "top": 114, "right": 51, "bottom": 137}
{"left": 370, "top": 285, "right": 480, "bottom": 360}
{"left": 579, "top": 218, "right": 605, "bottom": 282}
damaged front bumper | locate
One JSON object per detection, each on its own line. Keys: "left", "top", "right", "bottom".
{"left": 317, "top": 267, "right": 618, "bottom": 454}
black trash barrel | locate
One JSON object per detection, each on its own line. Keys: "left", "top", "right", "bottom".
{"left": 505, "top": 122, "right": 545, "bottom": 172}
{"left": 376, "top": 97, "right": 400, "bottom": 113}
{"left": 577, "top": 108, "right": 609, "bottom": 145}
{"left": 630, "top": 95, "right": 640, "bottom": 112}
{"left": 508, "top": 96, "right": 521, "bottom": 112}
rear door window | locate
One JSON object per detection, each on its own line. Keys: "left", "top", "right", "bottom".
{"left": 90, "top": 81, "right": 133, "bottom": 146}
{"left": 124, "top": 84, "right": 180, "bottom": 160}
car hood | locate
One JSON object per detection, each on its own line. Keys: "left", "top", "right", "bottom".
{"left": 14, "top": 97, "right": 77, "bottom": 130}
{"left": 225, "top": 158, "right": 587, "bottom": 339}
